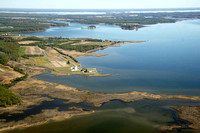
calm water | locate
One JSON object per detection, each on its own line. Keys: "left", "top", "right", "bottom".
{"left": 29, "top": 19, "right": 200, "bottom": 96}
{"left": 6, "top": 100, "right": 200, "bottom": 133}
{"left": 18, "top": 19, "right": 200, "bottom": 133}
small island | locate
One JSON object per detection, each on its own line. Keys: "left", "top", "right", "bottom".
{"left": 119, "top": 23, "right": 145, "bottom": 30}
{"left": 81, "top": 25, "right": 97, "bottom": 29}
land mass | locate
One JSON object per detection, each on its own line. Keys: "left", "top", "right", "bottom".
{"left": 0, "top": 34, "right": 199, "bottom": 132}
{"left": 0, "top": 11, "right": 200, "bottom": 132}
{"left": 0, "top": 12, "right": 178, "bottom": 32}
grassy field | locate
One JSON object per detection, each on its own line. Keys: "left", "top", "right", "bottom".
{"left": 53, "top": 66, "right": 98, "bottom": 74}
{"left": 53, "top": 67, "right": 72, "bottom": 73}
{"left": 0, "top": 66, "right": 24, "bottom": 85}
{"left": 33, "top": 56, "right": 50, "bottom": 64}
{"left": 18, "top": 47, "right": 26, "bottom": 56}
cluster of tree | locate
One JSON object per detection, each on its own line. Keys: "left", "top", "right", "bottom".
{"left": 0, "top": 85, "right": 22, "bottom": 107}
{"left": 59, "top": 43, "right": 103, "bottom": 52}
{"left": 0, "top": 36, "right": 17, "bottom": 42}
{"left": 0, "top": 18, "right": 48, "bottom": 33}
{"left": 67, "top": 17, "right": 177, "bottom": 25}
{"left": 0, "top": 18, "right": 68, "bottom": 33}
{"left": 52, "top": 48, "right": 79, "bottom": 63}
{"left": 0, "top": 40, "right": 19, "bottom": 64}
{"left": 1, "top": 12, "right": 200, "bottom": 30}
{"left": 85, "top": 39, "right": 103, "bottom": 42}
{"left": 21, "top": 36, "right": 44, "bottom": 41}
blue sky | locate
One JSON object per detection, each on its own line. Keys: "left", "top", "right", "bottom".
{"left": 0, "top": 0, "right": 200, "bottom": 9}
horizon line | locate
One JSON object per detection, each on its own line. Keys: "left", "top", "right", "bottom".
{"left": 1, "top": 7, "right": 200, "bottom": 10}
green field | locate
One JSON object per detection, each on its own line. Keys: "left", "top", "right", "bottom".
{"left": 33, "top": 56, "right": 50, "bottom": 64}
{"left": 18, "top": 47, "right": 26, "bottom": 56}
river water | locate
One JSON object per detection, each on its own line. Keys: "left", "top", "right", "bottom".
{"left": 12, "top": 19, "right": 200, "bottom": 133}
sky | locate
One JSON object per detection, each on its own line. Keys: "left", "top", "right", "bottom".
{"left": 0, "top": 0, "right": 200, "bottom": 9}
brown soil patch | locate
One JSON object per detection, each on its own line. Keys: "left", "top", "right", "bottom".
{"left": 18, "top": 41, "right": 39, "bottom": 44}
{"left": 23, "top": 46, "right": 45, "bottom": 55}
{"left": 0, "top": 66, "right": 24, "bottom": 84}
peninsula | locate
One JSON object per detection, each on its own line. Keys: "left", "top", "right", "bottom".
{"left": 0, "top": 34, "right": 199, "bottom": 132}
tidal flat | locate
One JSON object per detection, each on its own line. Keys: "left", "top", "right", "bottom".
{"left": 0, "top": 78, "right": 199, "bottom": 132}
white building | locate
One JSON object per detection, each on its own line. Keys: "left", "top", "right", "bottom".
{"left": 71, "top": 65, "right": 79, "bottom": 71}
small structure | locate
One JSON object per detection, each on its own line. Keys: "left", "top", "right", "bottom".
{"left": 81, "top": 68, "right": 88, "bottom": 73}
{"left": 71, "top": 65, "right": 79, "bottom": 71}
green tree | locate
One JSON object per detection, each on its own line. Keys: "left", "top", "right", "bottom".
{"left": 0, "top": 52, "right": 8, "bottom": 65}
{"left": 0, "top": 86, "right": 22, "bottom": 107}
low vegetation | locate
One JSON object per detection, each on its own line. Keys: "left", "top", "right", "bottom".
{"left": 18, "top": 47, "right": 26, "bottom": 56}
{"left": 21, "top": 36, "right": 44, "bottom": 41}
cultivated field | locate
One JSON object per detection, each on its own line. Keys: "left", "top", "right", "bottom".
{"left": 18, "top": 41, "right": 39, "bottom": 44}
{"left": 22, "top": 46, "right": 45, "bottom": 55}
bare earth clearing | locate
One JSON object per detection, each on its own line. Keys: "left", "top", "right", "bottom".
{"left": 18, "top": 41, "right": 39, "bottom": 44}
{"left": 22, "top": 46, "right": 45, "bottom": 55}
{"left": 0, "top": 65, "right": 24, "bottom": 84}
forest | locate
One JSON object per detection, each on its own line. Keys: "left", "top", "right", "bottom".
{"left": 0, "top": 18, "right": 68, "bottom": 33}
{"left": 0, "top": 85, "right": 22, "bottom": 107}
{"left": 0, "top": 39, "right": 19, "bottom": 65}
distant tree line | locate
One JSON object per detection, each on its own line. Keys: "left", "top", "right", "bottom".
{"left": 0, "top": 18, "right": 68, "bottom": 33}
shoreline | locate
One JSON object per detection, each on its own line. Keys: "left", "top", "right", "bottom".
{"left": 158, "top": 106, "right": 200, "bottom": 132}
{"left": 13, "top": 35, "right": 146, "bottom": 78}
{"left": 0, "top": 108, "right": 94, "bottom": 132}
{"left": 0, "top": 78, "right": 199, "bottom": 132}
{"left": 0, "top": 33, "right": 199, "bottom": 132}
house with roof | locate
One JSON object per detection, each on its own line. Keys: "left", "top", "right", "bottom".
{"left": 81, "top": 68, "right": 88, "bottom": 73}
{"left": 71, "top": 65, "right": 79, "bottom": 71}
